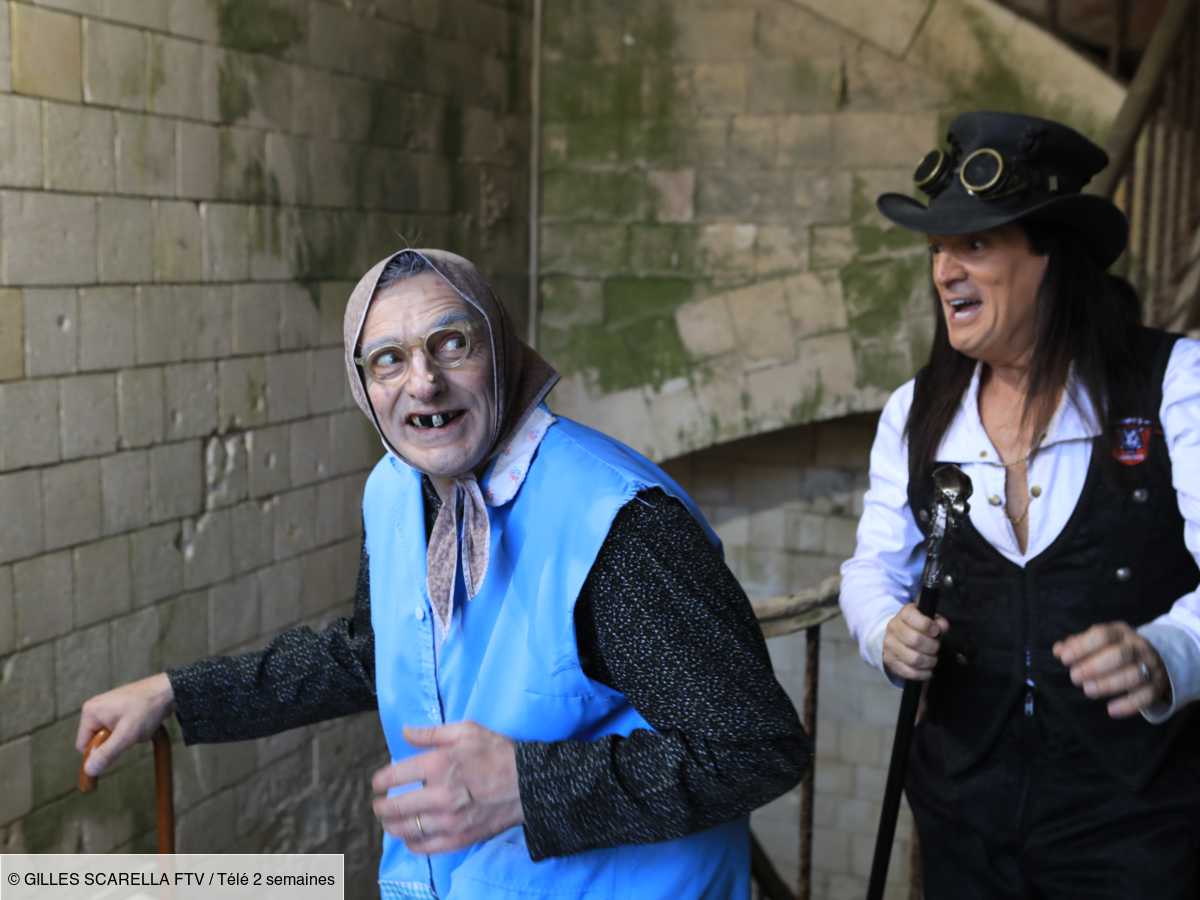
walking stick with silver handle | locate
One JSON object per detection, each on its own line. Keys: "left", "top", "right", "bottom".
{"left": 865, "top": 464, "right": 972, "bottom": 900}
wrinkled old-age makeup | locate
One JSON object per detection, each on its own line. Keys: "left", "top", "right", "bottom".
{"left": 358, "top": 272, "right": 497, "bottom": 481}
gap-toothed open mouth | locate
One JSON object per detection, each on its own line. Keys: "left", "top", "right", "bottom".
{"left": 407, "top": 410, "right": 464, "bottom": 429}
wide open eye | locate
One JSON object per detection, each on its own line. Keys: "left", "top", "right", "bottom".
{"left": 426, "top": 327, "right": 471, "bottom": 366}
{"left": 367, "top": 345, "right": 409, "bottom": 380}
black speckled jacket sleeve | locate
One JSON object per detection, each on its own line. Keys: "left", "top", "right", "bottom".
{"left": 516, "top": 488, "right": 810, "bottom": 859}
{"left": 167, "top": 541, "right": 377, "bottom": 743}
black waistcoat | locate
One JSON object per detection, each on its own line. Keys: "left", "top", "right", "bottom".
{"left": 907, "top": 328, "right": 1200, "bottom": 789}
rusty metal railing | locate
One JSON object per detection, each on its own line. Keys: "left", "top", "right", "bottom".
{"left": 748, "top": 576, "right": 841, "bottom": 900}
{"left": 749, "top": 581, "right": 928, "bottom": 900}
{"left": 1097, "top": 0, "right": 1200, "bottom": 330}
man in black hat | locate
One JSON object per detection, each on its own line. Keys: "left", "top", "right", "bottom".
{"left": 839, "top": 110, "right": 1200, "bottom": 897}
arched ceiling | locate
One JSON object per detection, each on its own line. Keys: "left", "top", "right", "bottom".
{"left": 538, "top": 0, "right": 1125, "bottom": 461}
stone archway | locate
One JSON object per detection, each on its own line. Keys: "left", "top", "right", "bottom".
{"left": 538, "top": 0, "right": 1124, "bottom": 461}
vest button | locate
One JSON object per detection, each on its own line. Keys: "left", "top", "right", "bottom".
{"left": 1030, "top": 485, "right": 1042, "bottom": 498}
{"left": 918, "top": 509, "right": 930, "bottom": 523}
{"left": 955, "top": 652, "right": 969, "bottom": 666}
{"left": 1132, "top": 488, "right": 1149, "bottom": 503}
{"left": 988, "top": 494, "right": 1002, "bottom": 506}
{"left": 1115, "top": 566, "right": 1133, "bottom": 582}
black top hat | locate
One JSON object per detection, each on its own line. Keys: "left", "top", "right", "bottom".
{"left": 877, "top": 110, "right": 1128, "bottom": 268}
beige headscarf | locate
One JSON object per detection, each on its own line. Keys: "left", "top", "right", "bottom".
{"left": 343, "top": 249, "right": 559, "bottom": 630}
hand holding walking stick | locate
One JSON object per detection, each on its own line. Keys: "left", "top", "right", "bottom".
{"left": 865, "top": 464, "right": 972, "bottom": 900}
{"left": 80, "top": 725, "right": 176, "bottom": 854}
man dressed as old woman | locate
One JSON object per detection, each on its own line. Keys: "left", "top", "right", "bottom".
{"left": 78, "top": 248, "right": 809, "bottom": 898}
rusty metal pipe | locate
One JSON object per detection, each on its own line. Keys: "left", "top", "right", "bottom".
{"left": 798, "top": 624, "right": 820, "bottom": 900}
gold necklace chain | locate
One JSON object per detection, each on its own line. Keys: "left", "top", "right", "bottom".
{"left": 1002, "top": 441, "right": 1043, "bottom": 527}
{"left": 999, "top": 435, "right": 1047, "bottom": 469}
{"left": 1007, "top": 501, "right": 1030, "bottom": 527}
{"left": 999, "top": 453, "right": 1032, "bottom": 469}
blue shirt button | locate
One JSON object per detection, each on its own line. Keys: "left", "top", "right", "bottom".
{"left": 415, "top": 606, "right": 426, "bottom": 621}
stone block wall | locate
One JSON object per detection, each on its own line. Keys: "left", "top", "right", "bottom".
{"left": 539, "top": 0, "right": 1124, "bottom": 463}
{"left": 0, "top": 0, "right": 529, "bottom": 892}
{"left": 660, "top": 413, "right": 916, "bottom": 900}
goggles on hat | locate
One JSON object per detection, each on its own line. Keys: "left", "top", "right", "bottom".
{"left": 913, "top": 146, "right": 1061, "bottom": 201}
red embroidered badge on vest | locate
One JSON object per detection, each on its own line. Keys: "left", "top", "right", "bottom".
{"left": 1113, "top": 417, "right": 1153, "bottom": 466}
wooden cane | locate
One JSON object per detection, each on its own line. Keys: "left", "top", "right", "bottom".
{"left": 865, "top": 465, "right": 972, "bottom": 900}
{"left": 80, "top": 725, "right": 176, "bottom": 854}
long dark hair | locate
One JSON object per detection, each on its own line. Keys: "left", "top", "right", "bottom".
{"left": 905, "top": 221, "right": 1143, "bottom": 482}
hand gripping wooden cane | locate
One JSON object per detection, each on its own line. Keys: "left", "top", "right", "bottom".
{"left": 865, "top": 464, "right": 972, "bottom": 900}
{"left": 79, "top": 725, "right": 176, "bottom": 854}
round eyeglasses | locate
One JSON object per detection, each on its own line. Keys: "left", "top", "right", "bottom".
{"left": 355, "top": 321, "right": 481, "bottom": 385}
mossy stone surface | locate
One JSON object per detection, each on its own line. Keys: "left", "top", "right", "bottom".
{"left": 602, "top": 277, "right": 693, "bottom": 327}
{"left": 216, "top": 0, "right": 305, "bottom": 57}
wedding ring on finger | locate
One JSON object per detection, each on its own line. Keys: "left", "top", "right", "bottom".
{"left": 1138, "top": 661, "right": 1152, "bottom": 684}
{"left": 414, "top": 814, "right": 425, "bottom": 839}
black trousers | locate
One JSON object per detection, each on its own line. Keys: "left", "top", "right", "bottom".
{"left": 906, "top": 703, "right": 1200, "bottom": 900}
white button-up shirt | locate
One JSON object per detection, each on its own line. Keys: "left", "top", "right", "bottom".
{"left": 840, "top": 337, "right": 1200, "bottom": 721}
